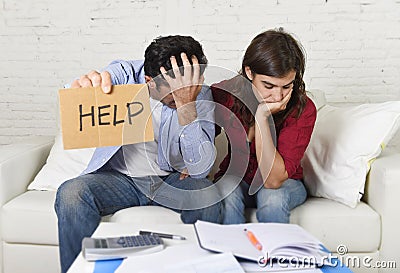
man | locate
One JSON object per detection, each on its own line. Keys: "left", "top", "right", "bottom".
{"left": 55, "top": 35, "right": 221, "bottom": 273}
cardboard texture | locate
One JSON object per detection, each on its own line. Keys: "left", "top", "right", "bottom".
{"left": 59, "top": 84, "right": 154, "bottom": 149}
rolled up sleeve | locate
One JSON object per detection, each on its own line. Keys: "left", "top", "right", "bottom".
{"left": 101, "top": 60, "right": 145, "bottom": 85}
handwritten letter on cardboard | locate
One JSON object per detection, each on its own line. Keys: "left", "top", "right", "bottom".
{"left": 59, "top": 84, "right": 154, "bottom": 149}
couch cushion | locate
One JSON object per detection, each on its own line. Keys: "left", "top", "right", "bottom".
{"left": 2, "top": 190, "right": 59, "bottom": 245}
{"left": 1, "top": 191, "right": 183, "bottom": 245}
{"left": 3, "top": 243, "right": 60, "bottom": 273}
{"left": 109, "top": 206, "right": 182, "bottom": 224}
{"left": 2, "top": 191, "right": 380, "bottom": 254}
{"left": 246, "top": 197, "right": 380, "bottom": 253}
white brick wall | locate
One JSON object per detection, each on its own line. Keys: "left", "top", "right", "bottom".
{"left": 1, "top": 0, "right": 399, "bottom": 145}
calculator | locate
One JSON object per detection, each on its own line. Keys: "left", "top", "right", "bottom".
{"left": 82, "top": 234, "right": 164, "bottom": 261}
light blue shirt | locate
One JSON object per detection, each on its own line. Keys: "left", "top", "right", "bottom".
{"left": 81, "top": 60, "right": 215, "bottom": 178}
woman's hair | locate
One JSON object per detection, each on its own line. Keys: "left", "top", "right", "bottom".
{"left": 233, "top": 28, "right": 307, "bottom": 128}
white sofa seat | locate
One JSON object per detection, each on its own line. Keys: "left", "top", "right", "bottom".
{"left": 2, "top": 189, "right": 380, "bottom": 253}
{"left": 104, "top": 197, "right": 381, "bottom": 253}
{"left": 289, "top": 198, "right": 380, "bottom": 253}
{"left": 2, "top": 191, "right": 58, "bottom": 245}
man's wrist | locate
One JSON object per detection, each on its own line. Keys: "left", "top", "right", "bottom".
{"left": 176, "top": 103, "right": 198, "bottom": 125}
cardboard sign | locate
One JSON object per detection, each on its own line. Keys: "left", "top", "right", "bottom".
{"left": 59, "top": 84, "right": 154, "bottom": 149}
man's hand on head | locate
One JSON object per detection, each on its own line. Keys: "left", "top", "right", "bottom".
{"left": 71, "top": 70, "right": 112, "bottom": 94}
{"left": 160, "top": 53, "right": 204, "bottom": 126}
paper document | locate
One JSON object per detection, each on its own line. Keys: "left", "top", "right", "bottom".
{"left": 194, "top": 221, "right": 330, "bottom": 267}
{"left": 115, "top": 244, "right": 244, "bottom": 273}
{"left": 165, "top": 252, "right": 244, "bottom": 273}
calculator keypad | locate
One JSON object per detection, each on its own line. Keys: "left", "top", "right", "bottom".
{"left": 116, "top": 235, "right": 162, "bottom": 248}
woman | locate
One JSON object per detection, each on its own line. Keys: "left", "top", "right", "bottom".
{"left": 212, "top": 28, "right": 317, "bottom": 224}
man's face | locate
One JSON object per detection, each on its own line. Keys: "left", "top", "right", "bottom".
{"left": 155, "top": 84, "right": 176, "bottom": 109}
{"left": 146, "top": 77, "right": 177, "bottom": 109}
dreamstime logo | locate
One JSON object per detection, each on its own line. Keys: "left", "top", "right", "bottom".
{"left": 256, "top": 245, "right": 397, "bottom": 270}
{"left": 336, "top": 244, "right": 348, "bottom": 256}
{"left": 332, "top": 244, "right": 397, "bottom": 269}
{"left": 121, "top": 65, "right": 277, "bottom": 210}
{"left": 257, "top": 253, "right": 320, "bottom": 269}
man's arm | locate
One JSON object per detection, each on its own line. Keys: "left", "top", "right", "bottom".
{"left": 73, "top": 57, "right": 216, "bottom": 178}
{"left": 71, "top": 60, "right": 145, "bottom": 91}
{"left": 177, "top": 86, "right": 215, "bottom": 178}
{"left": 101, "top": 60, "right": 145, "bottom": 85}
{"left": 160, "top": 54, "right": 215, "bottom": 178}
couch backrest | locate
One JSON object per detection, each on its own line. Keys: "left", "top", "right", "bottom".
{"left": 306, "top": 89, "right": 326, "bottom": 111}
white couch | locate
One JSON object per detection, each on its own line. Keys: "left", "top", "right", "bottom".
{"left": 1, "top": 91, "right": 399, "bottom": 273}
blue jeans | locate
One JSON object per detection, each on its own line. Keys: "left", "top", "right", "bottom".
{"left": 222, "top": 177, "right": 307, "bottom": 224}
{"left": 54, "top": 171, "right": 222, "bottom": 273}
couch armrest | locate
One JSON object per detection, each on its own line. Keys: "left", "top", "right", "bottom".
{"left": 363, "top": 145, "right": 400, "bottom": 267}
{"left": 0, "top": 136, "right": 54, "bottom": 207}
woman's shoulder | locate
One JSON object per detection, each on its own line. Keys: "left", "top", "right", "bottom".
{"left": 211, "top": 79, "right": 235, "bottom": 104}
{"left": 295, "top": 96, "right": 317, "bottom": 126}
{"left": 284, "top": 96, "right": 317, "bottom": 127}
{"left": 303, "top": 96, "right": 317, "bottom": 117}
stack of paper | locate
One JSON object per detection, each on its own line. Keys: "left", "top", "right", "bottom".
{"left": 194, "top": 221, "right": 330, "bottom": 268}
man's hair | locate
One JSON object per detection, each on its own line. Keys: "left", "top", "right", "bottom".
{"left": 144, "top": 35, "right": 208, "bottom": 84}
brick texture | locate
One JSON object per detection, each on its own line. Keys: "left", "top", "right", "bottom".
{"left": 1, "top": 0, "right": 399, "bottom": 145}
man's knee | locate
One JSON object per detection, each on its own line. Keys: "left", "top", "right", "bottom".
{"left": 55, "top": 177, "right": 90, "bottom": 213}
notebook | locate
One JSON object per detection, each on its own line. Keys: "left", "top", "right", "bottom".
{"left": 194, "top": 221, "right": 331, "bottom": 268}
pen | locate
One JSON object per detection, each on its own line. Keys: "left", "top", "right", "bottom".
{"left": 139, "top": 230, "right": 186, "bottom": 240}
{"left": 244, "top": 228, "right": 263, "bottom": 251}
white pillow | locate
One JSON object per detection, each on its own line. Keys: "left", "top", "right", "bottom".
{"left": 302, "top": 102, "right": 400, "bottom": 208}
{"left": 28, "top": 134, "right": 95, "bottom": 191}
